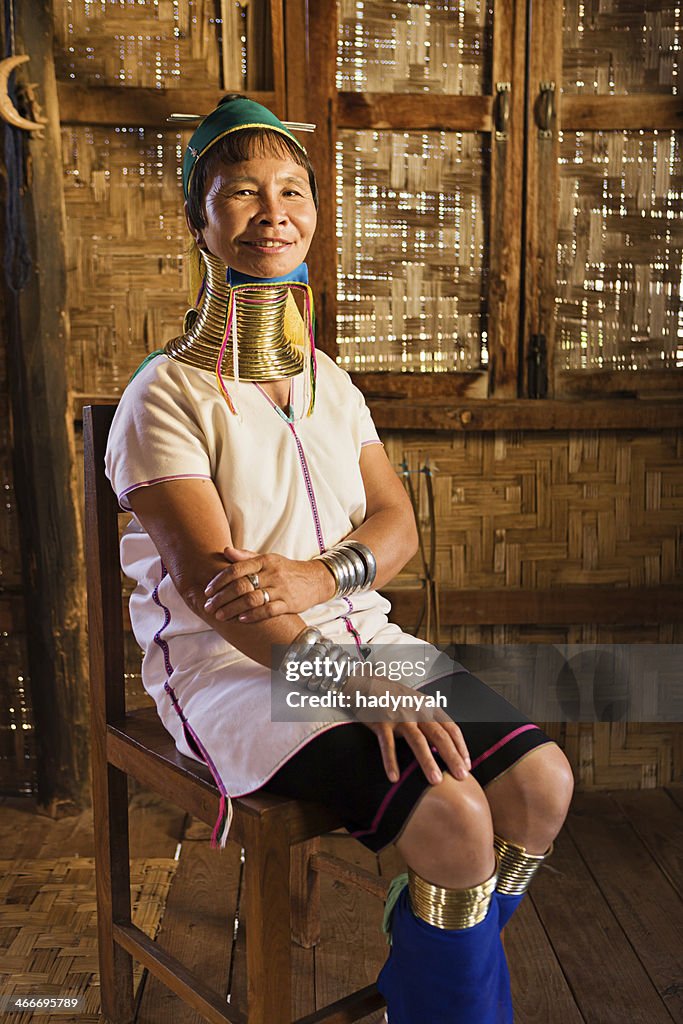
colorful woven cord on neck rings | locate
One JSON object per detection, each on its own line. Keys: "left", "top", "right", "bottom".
{"left": 213, "top": 281, "right": 317, "bottom": 419}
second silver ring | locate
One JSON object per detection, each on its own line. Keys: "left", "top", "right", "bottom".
{"left": 247, "top": 572, "right": 260, "bottom": 590}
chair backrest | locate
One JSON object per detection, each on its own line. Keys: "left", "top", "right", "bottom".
{"left": 83, "top": 404, "right": 125, "bottom": 728}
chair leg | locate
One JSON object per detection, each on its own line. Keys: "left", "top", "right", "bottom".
{"left": 243, "top": 818, "right": 292, "bottom": 1023}
{"left": 290, "top": 837, "right": 321, "bottom": 949}
{"left": 93, "top": 763, "right": 135, "bottom": 1023}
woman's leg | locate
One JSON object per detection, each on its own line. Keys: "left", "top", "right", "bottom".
{"left": 484, "top": 742, "right": 575, "bottom": 928}
{"left": 378, "top": 773, "right": 511, "bottom": 1024}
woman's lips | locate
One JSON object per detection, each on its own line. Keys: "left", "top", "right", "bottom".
{"left": 241, "top": 239, "right": 292, "bottom": 253}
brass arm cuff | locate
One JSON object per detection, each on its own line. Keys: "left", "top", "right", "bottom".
{"left": 407, "top": 861, "right": 498, "bottom": 930}
{"left": 493, "top": 834, "right": 553, "bottom": 895}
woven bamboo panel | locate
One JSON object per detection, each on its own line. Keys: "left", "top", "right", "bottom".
{"left": 387, "top": 428, "right": 683, "bottom": 786}
{"left": 563, "top": 0, "right": 681, "bottom": 94}
{"left": 337, "top": 0, "right": 491, "bottom": 94}
{"left": 63, "top": 126, "right": 191, "bottom": 394}
{"left": 336, "top": 130, "right": 489, "bottom": 373}
{"left": 387, "top": 429, "right": 683, "bottom": 590}
{"left": 0, "top": 857, "right": 176, "bottom": 1023}
{"left": 556, "top": 130, "right": 683, "bottom": 373}
{"left": 53, "top": 0, "right": 230, "bottom": 90}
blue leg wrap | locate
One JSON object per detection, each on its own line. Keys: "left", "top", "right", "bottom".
{"left": 495, "top": 891, "right": 525, "bottom": 931}
{"left": 377, "top": 885, "right": 513, "bottom": 1024}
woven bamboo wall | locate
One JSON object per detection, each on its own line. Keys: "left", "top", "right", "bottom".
{"left": 386, "top": 428, "right": 683, "bottom": 787}
{"left": 389, "top": 430, "right": 682, "bottom": 591}
{"left": 337, "top": 0, "right": 491, "bottom": 93}
{"left": 556, "top": 130, "right": 682, "bottom": 372}
{"left": 336, "top": 129, "right": 489, "bottom": 373}
{"left": 563, "top": 0, "right": 680, "bottom": 95}
{"left": 63, "top": 125, "right": 190, "bottom": 394}
{"left": 55, "top": 0, "right": 223, "bottom": 90}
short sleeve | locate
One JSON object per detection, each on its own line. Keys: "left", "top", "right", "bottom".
{"left": 105, "top": 356, "right": 213, "bottom": 511}
{"left": 353, "top": 382, "right": 383, "bottom": 448}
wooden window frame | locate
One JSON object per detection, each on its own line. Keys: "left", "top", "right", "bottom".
{"left": 288, "top": 0, "right": 683, "bottom": 432}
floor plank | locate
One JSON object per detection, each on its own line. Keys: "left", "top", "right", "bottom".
{"left": 566, "top": 791, "right": 683, "bottom": 1022}
{"left": 531, "top": 821, "right": 675, "bottom": 1024}
{"left": 0, "top": 791, "right": 185, "bottom": 860}
{"left": 506, "top": 897, "right": 585, "bottom": 1024}
{"left": 227, "top": 836, "right": 317, "bottom": 1021}
{"left": 616, "top": 788, "right": 683, "bottom": 894}
{"left": 316, "top": 833, "right": 387, "bottom": 1024}
{"left": 137, "top": 818, "right": 239, "bottom": 1024}
{"left": 2, "top": 789, "right": 682, "bottom": 1023}
{"left": 664, "top": 784, "right": 683, "bottom": 814}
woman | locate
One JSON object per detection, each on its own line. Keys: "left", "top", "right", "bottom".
{"left": 105, "top": 94, "right": 574, "bottom": 1023}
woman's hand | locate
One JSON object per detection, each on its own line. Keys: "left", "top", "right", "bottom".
{"left": 352, "top": 676, "right": 471, "bottom": 786}
{"left": 203, "top": 545, "right": 335, "bottom": 623}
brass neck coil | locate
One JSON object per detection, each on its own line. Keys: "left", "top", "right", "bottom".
{"left": 165, "top": 251, "right": 304, "bottom": 380}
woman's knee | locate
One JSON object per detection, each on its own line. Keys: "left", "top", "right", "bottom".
{"left": 395, "top": 774, "right": 496, "bottom": 888}
{"left": 527, "top": 743, "right": 575, "bottom": 827}
{"left": 487, "top": 743, "right": 575, "bottom": 847}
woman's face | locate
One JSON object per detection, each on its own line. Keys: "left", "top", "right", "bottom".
{"left": 188, "top": 151, "right": 317, "bottom": 278}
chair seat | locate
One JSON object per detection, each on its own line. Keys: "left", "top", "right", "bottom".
{"left": 107, "top": 707, "right": 341, "bottom": 845}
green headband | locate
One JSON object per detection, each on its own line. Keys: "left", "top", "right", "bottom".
{"left": 182, "top": 97, "right": 306, "bottom": 200}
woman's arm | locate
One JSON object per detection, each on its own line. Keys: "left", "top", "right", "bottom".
{"left": 344, "top": 441, "right": 419, "bottom": 589}
{"left": 205, "top": 443, "right": 418, "bottom": 623}
{"left": 130, "top": 471, "right": 469, "bottom": 786}
{"left": 127, "top": 476, "right": 331, "bottom": 667}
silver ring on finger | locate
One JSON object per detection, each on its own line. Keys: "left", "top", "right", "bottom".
{"left": 247, "top": 572, "right": 259, "bottom": 590}
{"left": 262, "top": 588, "right": 270, "bottom": 604}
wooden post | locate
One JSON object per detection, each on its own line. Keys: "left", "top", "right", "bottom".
{"left": 285, "top": 0, "right": 338, "bottom": 358}
{"left": 1, "top": 0, "right": 89, "bottom": 811}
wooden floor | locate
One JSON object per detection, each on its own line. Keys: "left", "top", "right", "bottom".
{"left": 1, "top": 786, "right": 682, "bottom": 1024}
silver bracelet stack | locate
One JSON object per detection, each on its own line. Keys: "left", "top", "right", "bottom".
{"left": 278, "top": 626, "right": 362, "bottom": 693}
{"left": 313, "top": 540, "right": 377, "bottom": 598}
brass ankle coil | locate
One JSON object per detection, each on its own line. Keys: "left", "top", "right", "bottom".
{"left": 493, "top": 835, "right": 553, "bottom": 895}
{"left": 407, "top": 862, "right": 498, "bottom": 930}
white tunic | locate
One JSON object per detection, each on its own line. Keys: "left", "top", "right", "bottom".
{"left": 105, "top": 351, "right": 450, "bottom": 812}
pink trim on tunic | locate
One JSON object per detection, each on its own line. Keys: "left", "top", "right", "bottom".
{"left": 470, "top": 724, "right": 539, "bottom": 769}
{"left": 350, "top": 758, "right": 421, "bottom": 841}
{"left": 118, "top": 474, "right": 212, "bottom": 510}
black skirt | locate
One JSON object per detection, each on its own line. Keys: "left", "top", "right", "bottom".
{"left": 262, "top": 671, "right": 554, "bottom": 852}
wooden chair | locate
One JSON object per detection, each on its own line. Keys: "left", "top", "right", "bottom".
{"left": 84, "top": 404, "right": 388, "bottom": 1024}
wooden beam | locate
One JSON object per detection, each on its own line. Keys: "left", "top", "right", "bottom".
{"left": 338, "top": 92, "right": 493, "bottom": 131}
{"left": 561, "top": 95, "right": 683, "bottom": 132}
{"left": 488, "top": 0, "right": 527, "bottom": 397}
{"left": 56, "top": 83, "right": 279, "bottom": 127}
{"left": 523, "top": 0, "right": 563, "bottom": 398}
{"left": 351, "top": 371, "right": 488, "bottom": 401}
{"left": 366, "top": 397, "right": 683, "bottom": 432}
{"left": 383, "top": 585, "right": 683, "bottom": 626}
{"left": 557, "top": 370, "right": 683, "bottom": 399}
{"left": 2, "top": 0, "right": 90, "bottom": 811}
{"left": 71, "top": 392, "right": 683, "bottom": 432}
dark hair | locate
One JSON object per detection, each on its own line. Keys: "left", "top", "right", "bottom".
{"left": 186, "top": 93, "right": 319, "bottom": 232}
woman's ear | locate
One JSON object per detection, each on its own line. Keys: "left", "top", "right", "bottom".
{"left": 184, "top": 201, "right": 205, "bottom": 249}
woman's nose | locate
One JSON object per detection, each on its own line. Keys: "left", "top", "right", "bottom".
{"left": 255, "top": 191, "right": 288, "bottom": 222}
